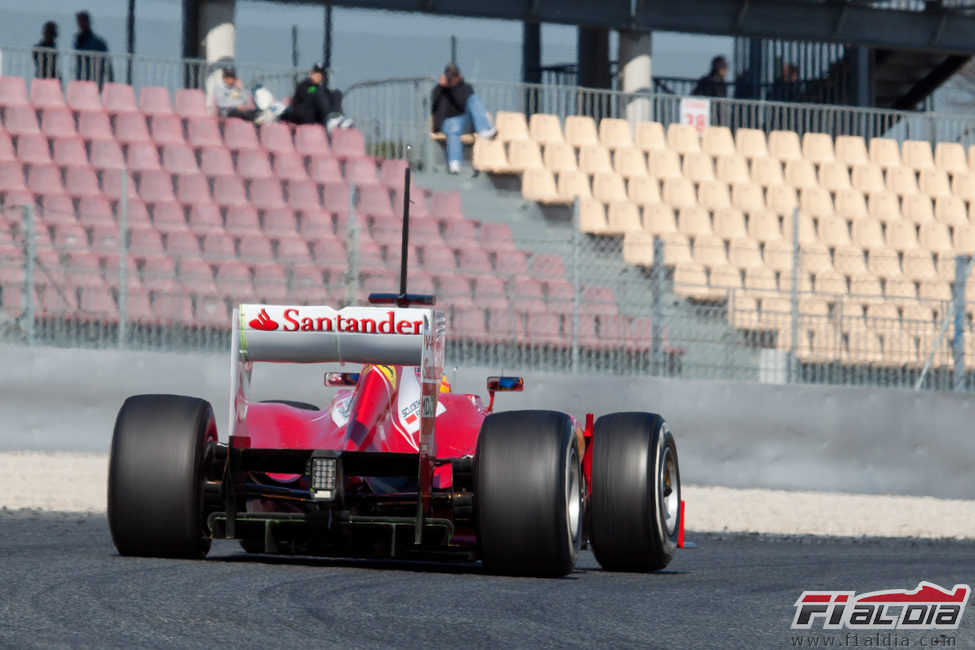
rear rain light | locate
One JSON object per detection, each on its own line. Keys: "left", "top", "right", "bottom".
{"left": 310, "top": 457, "right": 337, "bottom": 500}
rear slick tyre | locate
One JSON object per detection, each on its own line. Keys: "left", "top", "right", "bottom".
{"left": 589, "top": 412, "right": 681, "bottom": 572}
{"left": 474, "top": 410, "right": 583, "bottom": 577}
{"left": 108, "top": 394, "right": 218, "bottom": 559}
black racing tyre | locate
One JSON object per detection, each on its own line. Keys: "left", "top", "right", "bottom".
{"left": 258, "top": 400, "right": 320, "bottom": 411}
{"left": 474, "top": 410, "right": 583, "bottom": 577}
{"left": 589, "top": 412, "right": 680, "bottom": 572}
{"left": 108, "top": 394, "right": 218, "bottom": 559}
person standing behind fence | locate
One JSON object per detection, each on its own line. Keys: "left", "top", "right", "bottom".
{"left": 33, "top": 21, "right": 60, "bottom": 80}
{"left": 431, "top": 64, "right": 496, "bottom": 175}
{"left": 74, "top": 11, "right": 113, "bottom": 86}
{"left": 691, "top": 56, "right": 728, "bottom": 98}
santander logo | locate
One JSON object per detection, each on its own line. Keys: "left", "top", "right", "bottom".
{"left": 248, "top": 308, "right": 279, "bottom": 331}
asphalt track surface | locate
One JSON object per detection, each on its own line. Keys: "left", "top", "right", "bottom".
{"left": 2, "top": 514, "right": 974, "bottom": 649}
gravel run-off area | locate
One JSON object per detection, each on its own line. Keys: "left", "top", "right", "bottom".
{"left": 3, "top": 451, "right": 975, "bottom": 539}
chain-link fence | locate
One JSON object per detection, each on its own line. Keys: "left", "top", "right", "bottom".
{"left": 1, "top": 187, "right": 972, "bottom": 390}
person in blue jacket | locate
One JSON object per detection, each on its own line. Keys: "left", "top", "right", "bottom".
{"left": 74, "top": 11, "right": 113, "bottom": 86}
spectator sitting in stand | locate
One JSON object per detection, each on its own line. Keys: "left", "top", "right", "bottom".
{"left": 770, "top": 62, "right": 803, "bottom": 102}
{"left": 691, "top": 56, "right": 728, "bottom": 98}
{"left": 430, "top": 63, "right": 495, "bottom": 175}
{"left": 214, "top": 66, "right": 259, "bottom": 121}
{"left": 74, "top": 10, "right": 113, "bottom": 86}
{"left": 278, "top": 62, "right": 352, "bottom": 133}
{"left": 33, "top": 21, "right": 60, "bottom": 80}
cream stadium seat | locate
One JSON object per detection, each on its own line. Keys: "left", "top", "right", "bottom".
{"left": 881, "top": 328, "right": 919, "bottom": 367}
{"left": 935, "top": 251, "right": 958, "bottom": 281}
{"left": 607, "top": 201, "right": 642, "bottom": 234}
{"left": 918, "top": 278, "right": 952, "bottom": 302}
{"left": 839, "top": 299, "right": 867, "bottom": 325}
{"left": 799, "top": 186, "right": 834, "bottom": 218}
{"left": 743, "top": 265, "right": 778, "bottom": 295}
{"left": 698, "top": 179, "right": 732, "bottom": 211}
{"left": 785, "top": 159, "right": 818, "bottom": 189}
{"left": 934, "top": 195, "right": 967, "bottom": 227}
{"left": 902, "top": 301, "right": 935, "bottom": 326}
{"left": 598, "top": 117, "right": 633, "bottom": 150}
{"left": 902, "top": 249, "right": 938, "bottom": 282}
{"left": 901, "top": 194, "right": 934, "bottom": 224}
{"left": 747, "top": 209, "right": 783, "bottom": 242}
{"left": 592, "top": 171, "right": 628, "bottom": 203}
{"left": 769, "top": 130, "right": 802, "bottom": 162}
{"left": 801, "top": 241, "right": 834, "bottom": 274}
{"left": 642, "top": 203, "right": 678, "bottom": 234}
{"left": 716, "top": 154, "right": 750, "bottom": 185}
{"left": 731, "top": 181, "right": 765, "bottom": 212}
{"left": 885, "top": 220, "right": 920, "bottom": 252}
{"left": 761, "top": 297, "right": 792, "bottom": 333}
{"left": 901, "top": 140, "right": 935, "bottom": 171}
{"left": 578, "top": 144, "right": 614, "bottom": 175}
{"left": 543, "top": 141, "right": 578, "bottom": 174}
{"left": 867, "top": 190, "right": 902, "bottom": 223}
{"left": 701, "top": 125, "right": 736, "bottom": 156}
{"left": 764, "top": 239, "right": 796, "bottom": 273}
{"left": 693, "top": 233, "right": 729, "bottom": 267}
{"left": 818, "top": 160, "right": 851, "bottom": 193}
{"left": 521, "top": 167, "right": 562, "bottom": 204}
{"left": 564, "top": 115, "right": 599, "bottom": 148}
{"left": 818, "top": 215, "right": 852, "bottom": 247}
{"left": 952, "top": 222, "right": 975, "bottom": 252}
{"left": 556, "top": 169, "right": 592, "bottom": 201}
{"left": 834, "top": 188, "right": 868, "bottom": 220}
{"left": 833, "top": 244, "right": 867, "bottom": 275}
{"left": 660, "top": 231, "right": 693, "bottom": 264}
{"left": 578, "top": 198, "right": 608, "bottom": 234}
{"left": 766, "top": 184, "right": 798, "bottom": 216}
{"left": 918, "top": 168, "right": 952, "bottom": 199}
{"left": 751, "top": 156, "right": 785, "bottom": 187}
{"left": 814, "top": 268, "right": 848, "bottom": 295}
{"left": 801, "top": 132, "right": 835, "bottom": 165}
{"left": 845, "top": 326, "right": 884, "bottom": 365}
{"left": 778, "top": 268, "right": 814, "bottom": 293}
{"left": 710, "top": 264, "right": 744, "bottom": 293}
{"left": 934, "top": 142, "right": 968, "bottom": 175}
{"left": 683, "top": 151, "right": 716, "bottom": 183}
{"left": 799, "top": 296, "right": 830, "bottom": 319}
{"left": 495, "top": 111, "right": 530, "bottom": 142}
{"left": 667, "top": 122, "right": 700, "bottom": 155}
{"left": 634, "top": 121, "right": 667, "bottom": 152}
{"left": 728, "top": 237, "right": 763, "bottom": 269}
{"left": 472, "top": 139, "right": 512, "bottom": 173}
{"left": 885, "top": 165, "right": 919, "bottom": 196}
{"left": 849, "top": 272, "right": 884, "bottom": 300}
{"left": 802, "top": 325, "right": 841, "bottom": 364}
{"left": 918, "top": 221, "right": 954, "bottom": 255}
{"left": 951, "top": 170, "right": 975, "bottom": 202}
{"left": 628, "top": 176, "right": 661, "bottom": 204}
{"left": 648, "top": 149, "right": 682, "bottom": 179}
{"left": 781, "top": 211, "right": 818, "bottom": 244}
{"left": 673, "top": 261, "right": 718, "bottom": 299}
{"left": 869, "top": 138, "right": 901, "bottom": 168}
{"left": 506, "top": 139, "right": 544, "bottom": 171}
{"left": 728, "top": 293, "right": 761, "bottom": 329}
{"left": 866, "top": 301, "right": 900, "bottom": 323}
{"left": 622, "top": 230, "right": 655, "bottom": 266}
{"left": 919, "top": 330, "right": 952, "bottom": 368}
{"left": 852, "top": 217, "right": 886, "bottom": 250}
{"left": 835, "top": 135, "right": 869, "bottom": 167}
{"left": 866, "top": 246, "right": 902, "bottom": 279}
{"left": 528, "top": 113, "right": 564, "bottom": 146}
{"left": 614, "top": 147, "right": 648, "bottom": 178}
{"left": 662, "top": 176, "right": 698, "bottom": 210}
{"left": 885, "top": 276, "right": 918, "bottom": 301}
{"left": 735, "top": 128, "right": 769, "bottom": 159}
{"left": 677, "top": 205, "right": 713, "bottom": 237}
{"left": 714, "top": 207, "right": 747, "bottom": 240}
{"left": 851, "top": 163, "right": 886, "bottom": 193}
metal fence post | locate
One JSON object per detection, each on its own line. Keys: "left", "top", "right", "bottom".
{"left": 571, "top": 197, "right": 580, "bottom": 373}
{"left": 651, "top": 237, "right": 664, "bottom": 376}
{"left": 790, "top": 206, "right": 800, "bottom": 383}
{"left": 21, "top": 203, "right": 35, "bottom": 346}
{"left": 952, "top": 254, "right": 970, "bottom": 392}
{"left": 345, "top": 183, "right": 359, "bottom": 307}
{"left": 117, "top": 169, "right": 129, "bottom": 347}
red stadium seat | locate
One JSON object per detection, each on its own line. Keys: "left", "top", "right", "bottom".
{"left": 224, "top": 205, "right": 261, "bottom": 235}
{"left": 323, "top": 181, "right": 350, "bottom": 216}
{"left": 480, "top": 222, "right": 517, "bottom": 252}
{"left": 40, "top": 107, "right": 77, "bottom": 138}
{"left": 101, "top": 83, "right": 139, "bottom": 114}
{"left": 0, "top": 131, "right": 15, "bottom": 162}
{"left": 431, "top": 191, "right": 463, "bottom": 220}
{"left": 187, "top": 117, "right": 223, "bottom": 148}
{"left": 295, "top": 124, "right": 329, "bottom": 156}
{"left": 124, "top": 290, "right": 155, "bottom": 324}
{"left": 0, "top": 161, "right": 28, "bottom": 192}
{"left": 66, "top": 251, "right": 106, "bottom": 289}
{"left": 486, "top": 309, "right": 525, "bottom": 343}
{"left": 151, "top": 201, "right": 189, "bottom": 234}
{"left": 4, "top": 105, "right": 41, "bottom": 136}
{"left": 178, "top": 259, "right": 218, "bottom": 295}
{"left": 237, "top": 233, "right": 274, "bottom": 261}
{"left": 330, "top": 127, "right": 366, "bottom": 159}
{"left": 114, "top": 113, "right": 151, "bottom": 144}
{"left": 223, "top": 118, "right": 261, "bottom": 151}
{"left": 195, "top": 293, "right": 231, "bottom": 329}
{"left": 65, "top": 166, "right": 102, "bottom": 198}
{"left": 357, "top": 185, "right": 394, "bottom": 219}
{"left": 274, "top": 152, "right": 308, "bottom": 181}
{"left": 443, "top": 220, "right": 478, "bottom": 248}
{"left": 199, "top": 146, "right": 235, "bottom": 177}
{"left": 39, "top": 284, "right": 79, "bottom": 316}
{"left": 526, "top": 312, "right": 564, "bottom": 346}
{"left": 162, "top": 144, "right": 199, "bottom": 175}
{"left": 216, "top": 261, "right": 255, "bottom": 301}
{"left": 275, "top": 235, "right": 313, "bottom": 263}
{"left": 511, "top": 278, "right": 546, "bottom": 313}
{"left": 17, "top": 134, "right": 52, "bottom": 164}
{"left": 285, "top": 179, "right": 320, "bottom": 211}
{"left": 39, "top": 193, "right": 76, "bottom": 225}
{"left": 260, "top": 122, "right": 294, "bottom": 154}
{"left": 213, "top": 176, "right": 249, "bottom": 207}
{"left": 545, "top": 279, "right": 575, "bottom": 314}
{"left": 139, "top": 86, "right": 174, "bottom": 116}
{"left": 494, "top": 249, "right": 529, "bottom": 276}
{"left": 263, "top": 207, "right": 298, "bottom": 234}
{"left": 187, "top": 203, "right": 224, "bottom": 234}
{"left": 345, "top": 157, "right": 379, "bottom": 186}
{"left": 150, "top": 115, "right": 185, "bottom": 145}
{"left": 173, "top": 89, "right": 208, "bottom": 118}
{"left": 379, "top": 159, "right": 410, "bottom": 190}
{"left": 165, "top": 230, "right": 202, "bottom": 257}
{"left": 249, "top": 178, "right": 286, "bottom": 210}
{"left": 236, "top": 149, "right": 272, "bottom": 179}
{"left": 310, "top": 155, "right": 343, "bottom": 183}
{"left": 0, "top": 76, "right": 29, "bottom": 107}
{"left": 253, "top": 263, "right": 289, "bottom": 302}
{"left": 90, "top": 223, "right": 121, "bottom": 252}
{"left": 66, "top": 81, "right": 102, "bottom": 112}
{"left": 393, "top": 187, "right": 429, "bottom": 219}
{"left": 583, "top": 285, "right": 618, "bottom": 315}
{"left": 30, "top": 79, "right": 65, "bottom": 109}
{"left": 129, "top": 226, "right": 166, "bottom": 256}
{"left": 473, "top": 276, "right": 508, "bottom": 308}
{"left": 152, "top": 292, "right": 194, "bottom": 326}
{"left": 458, "top": 247, "right": 492, "bottom": 273}
{"left": 90, "top": 140, "right": 126, "bottom": 170}
{"left": 27, "top": 163, "right": 64, "bottom": 194}
{"left": 532, "top": 253, "right": 566, "bottom": 279}
{"left": 141, "top": 255, "right": 177, "bottom": 292}
{"left": 298, "top": 209, "right": 335, "bottom": 239}
{"left": 311, "top": 236, "right": 346, "bottom": 262}
{"left": 77, "top": 111, "right": 114, "bottom": 141}
{"left": 436, "top": 275, "right": 473, "bottom": 306}
{"left": 77, "top": 196, "right": 114, "bottom": 226}
{"left": 138, "top": 170, "right": 175, "bottom": 203}
{"left": 52, "top": 137, "right": 89, "bottom": 168}
{"left": 202, "top": 232, "right": 237, "bottom": 259}
{"left": 175, "top": 173, "right": 211, "bottom": 205}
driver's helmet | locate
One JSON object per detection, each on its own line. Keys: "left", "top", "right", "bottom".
{"left": 440, "top": 374, "right": 451, "bottom": 393}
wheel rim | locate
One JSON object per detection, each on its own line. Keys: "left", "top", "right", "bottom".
{"left": 660, "top": 445, "right": 679, "bottom": 536}
{"left": 566, "top": 447, "right": 582, "bottom": 542}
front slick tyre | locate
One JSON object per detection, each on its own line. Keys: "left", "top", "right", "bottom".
{"left": 474, "top": 410, "right": 583, "bottom": 577}
{"left": 589, "top": 412, "right": 680, "bottom": 572}
{"left": 108, "top": 394, "right": 218, "bottom": 559}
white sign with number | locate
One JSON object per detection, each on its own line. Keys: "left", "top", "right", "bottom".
{"left": 680, "top": 97, "right": 711, "bottom": 135}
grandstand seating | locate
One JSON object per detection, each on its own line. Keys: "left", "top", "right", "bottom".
{"left": 472, "top": 110, "right": 975, "bottom": 368}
